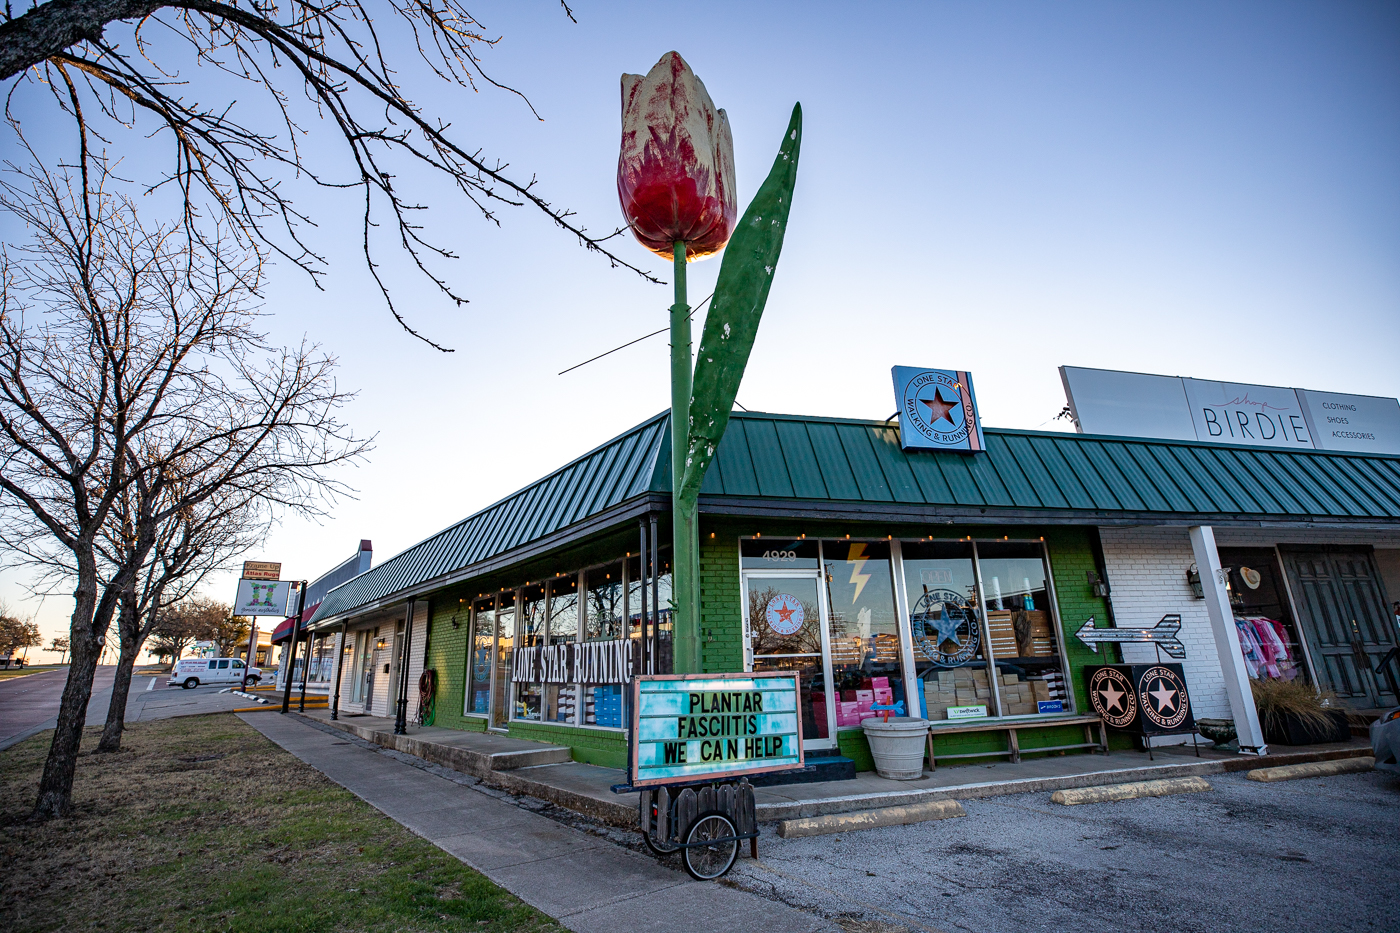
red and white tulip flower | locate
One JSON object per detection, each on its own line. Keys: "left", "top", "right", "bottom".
{"left": 617, "top": 51, "right": 737, "bottom": 261}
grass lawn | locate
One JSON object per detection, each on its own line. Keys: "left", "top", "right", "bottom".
{"left": 0, "top": 714, "right": 562, "bottom": 933}
{"left": 0, "top": 665, "right": 67, "bottom": 681}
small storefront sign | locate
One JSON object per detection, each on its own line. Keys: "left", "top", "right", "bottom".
{"left": 1085, "top": 663, "right": 1196, "bottom": 737}
{"left": 891, "top": 367, "right": 985, "bottom": 453}
{"left": 946, "top": 705, "right": 988, "bottom": 720}
{"left": 233, "top": 578, "right": 297, "bottom": 617}
{"left": 241, "top": 560, "right": 282, "bottom": 581}
{"left": 630, "top": 673, "right": 803, "bottom": 787}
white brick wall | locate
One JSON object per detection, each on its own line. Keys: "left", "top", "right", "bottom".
{"left": 1098, "top": 527, "right": 1232, "bottom": 727}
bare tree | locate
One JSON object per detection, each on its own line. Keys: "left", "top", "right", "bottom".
{"left": 94, "top": 479, "right": 267, "bottom": 751}
{"left": 0, "top": 0, "right": 656, "bottom": 349}
{"left": 0, "top": 151, "right": 370, "bottom": 818}
{"left": 0, "top": 601, "right": 43, "bottom": 656}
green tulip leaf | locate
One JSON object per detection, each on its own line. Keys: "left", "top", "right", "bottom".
{"left": 678, "top": 102, "right": 802, "bottom": 508}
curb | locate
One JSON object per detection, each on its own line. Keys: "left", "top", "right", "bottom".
{"left": 777, "top": 798, "right": 966, "bottom": 838}
{"left": 1246, "top": 756, "right": 1375, "bottom": 783}
{"left": 285, "top": 715, "right": 1374, "bottom": 828}
{"left": 1051, "top": 775, "right": 1212, "bottom": 805}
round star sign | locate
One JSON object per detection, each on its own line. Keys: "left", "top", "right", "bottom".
{"left": 765, "top": 594, "right": 805, "bottom": 636}
{"left": 1138, "top": 666, "right": 1190, "bottom": 730}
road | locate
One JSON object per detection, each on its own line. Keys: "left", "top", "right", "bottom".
{"left": 0, "top": 666, "right": 115, "bottom": 751}
{"left": 725, "top": 769, "right": 1400, "bottom": 933}
{"left": 0, "top": 667, "right": 252, "bottom": 751}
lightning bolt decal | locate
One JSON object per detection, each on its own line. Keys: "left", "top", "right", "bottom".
{"left": 847, "top": 543, "right": 871, "bottom": 603}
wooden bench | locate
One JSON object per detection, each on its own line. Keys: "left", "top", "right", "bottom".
{"left": 924, "top": 714, "right": 1108, "bottom": 770}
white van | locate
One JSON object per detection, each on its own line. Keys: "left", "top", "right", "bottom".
{"left": 168, "top": 657, "right": 260, "bottom": 689}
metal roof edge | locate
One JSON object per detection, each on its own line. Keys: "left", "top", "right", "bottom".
{"left": 309, "top": 491, "right": 669, "bottom": 629}
{"left": 311, "top": 411, "right": 670, "bottom": 619}
{"left": 693, "top": 494, "right": 1400, "bottom": 528}
{"left": 727, "top": 411, "right": 1400, "bottom": 461}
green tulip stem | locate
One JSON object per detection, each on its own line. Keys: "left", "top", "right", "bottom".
{"left": 670, "top": 239, "right": 701, "bottom": 674}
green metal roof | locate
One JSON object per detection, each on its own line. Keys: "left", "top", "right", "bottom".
{"left": 309, "top": 411, "right": 1400, "bottom": 625}
{"left": 699, "top": 413, "right": 1400, "bottom": 521}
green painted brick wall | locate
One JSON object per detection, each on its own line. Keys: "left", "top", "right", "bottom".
{"left": 422, "top": 588, "right": 487, "bottom": 732}
{"left": 1043, "top": 527, "right": 1116, "bottom": 715}
{"left": 699, "top": 532, "right": 742, "bottom": 674}
{"left": 508, "top": 721, "right": 628, "bottom": 769}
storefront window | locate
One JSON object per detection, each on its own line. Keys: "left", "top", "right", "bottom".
{"left": 585, "top": 562, "right": 624, "bottom": 641}
{"left": 900, "top": 540, "right": 996, "bottom": 719}
{"left": 492, "top": 590, "right": 514, "bottom": 729}
{"left": 977, "top": 541, "right": 1071, "bottom": 716}
{"left": 466, "top": 598, "right": 493, "bottom": 715}
{"left": 822, "top": 540, "right": 905, "bottom": 728}
{"left": 654, "top": 550, "right": 674, "bottom": 672}
{"left": 515, "top": 584, "right": 546, "bottom": 721}
{"left": 1218, "top": 548, "right": 1308, "bottom": 683}
{"left": 627, "top": 554, "right": 645, "bottom": 638}
{"left": 543, "top": 578, "right": 578, "bottom": 723}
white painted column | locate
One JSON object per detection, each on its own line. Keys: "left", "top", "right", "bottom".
{"left": 1189, "top": 525, "right": 1267, "bottom": 754}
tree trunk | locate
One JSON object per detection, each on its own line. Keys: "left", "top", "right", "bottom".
{"left": 97, "top": 599, "right": 139, "bottom": 752}
{"left": 32, "top": 568, "right": 103, "bottom": 819}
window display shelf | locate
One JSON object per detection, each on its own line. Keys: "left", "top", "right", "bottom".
{"left": 925, "top": 714, "right": 1109, "bottom": 769}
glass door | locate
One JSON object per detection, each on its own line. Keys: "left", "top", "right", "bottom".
{"left": 743, "top": 571, "right": 835, "bottom": 750}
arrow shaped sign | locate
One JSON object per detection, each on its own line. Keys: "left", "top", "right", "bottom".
{"left": 1075, "top": 614, "right": 1186, "bottom": 659}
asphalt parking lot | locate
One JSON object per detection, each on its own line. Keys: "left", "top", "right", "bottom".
{"left": 723, "top": 768, "right": 1400, "bottom": 933}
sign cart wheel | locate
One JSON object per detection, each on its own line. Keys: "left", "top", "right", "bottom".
{"left": 683, "top": 812, "right": 739, "bottom": 880}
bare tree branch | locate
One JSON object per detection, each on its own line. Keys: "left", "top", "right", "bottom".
{"left": 3, "top": 0, "right": 661, "bottom": 350}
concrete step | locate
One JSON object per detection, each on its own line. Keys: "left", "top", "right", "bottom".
{"left": 313, "top": 715, "right": 572, "bottom": 778}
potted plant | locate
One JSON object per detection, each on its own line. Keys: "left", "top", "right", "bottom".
{"left": 862, "top": 702, "right": 929, "bottom": 780}
{"left": 1250, "top": 679, "right": 1351, "bottom": 746}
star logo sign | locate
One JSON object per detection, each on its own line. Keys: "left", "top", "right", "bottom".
{"left": 920, "top": 388, "right": 959, "bottom": 427}
{"left": 929, "top": 605, "right": 962, "bottom": 648}
{"left": 1098, "top": 681, "right": 1126, "bottom": 714}
{"left": 1088, "top": 667, "right": 1137, "bottom": 728}
{"left": 1148, "top": 679, "right": 1177, "bottom": 714}
{"left": 1137, "top": 666, "right": 1190, "bottom": 730}
{"left": 764, "top": 594, "right": 805, "bottom": 636}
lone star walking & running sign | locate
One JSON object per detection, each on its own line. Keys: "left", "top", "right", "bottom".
{"left": 891, "top": 366, "right": 985, "bottom": 453}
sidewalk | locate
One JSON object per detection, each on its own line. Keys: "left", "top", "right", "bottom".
{"left": 301, "top": 709, "right": 1372, "bottom": 825}
{"left": 241, "top": 711, "right": 836, "bottom": 933}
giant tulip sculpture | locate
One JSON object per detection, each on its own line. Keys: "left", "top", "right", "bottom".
{"left": 618, "top": 51, "right": 802, "bottom": 674}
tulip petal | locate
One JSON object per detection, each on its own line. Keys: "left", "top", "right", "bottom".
{"left": 678, "top": 103, "right": 803, "bottom": 507}
{"left": 617, "top": 52, "right": 738, "bottom": 260}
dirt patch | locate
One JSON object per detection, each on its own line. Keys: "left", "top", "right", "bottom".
{"left": 0, "top": 714, "right": 562, "bottom": 933}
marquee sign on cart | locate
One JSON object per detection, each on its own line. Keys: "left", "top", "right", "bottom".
{"left": 630, "top": 673, "right": 804, "bottom": 788}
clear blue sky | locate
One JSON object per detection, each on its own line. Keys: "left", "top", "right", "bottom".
{"left": 5, "top": 1, "right": 1399, "bottom": 653}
